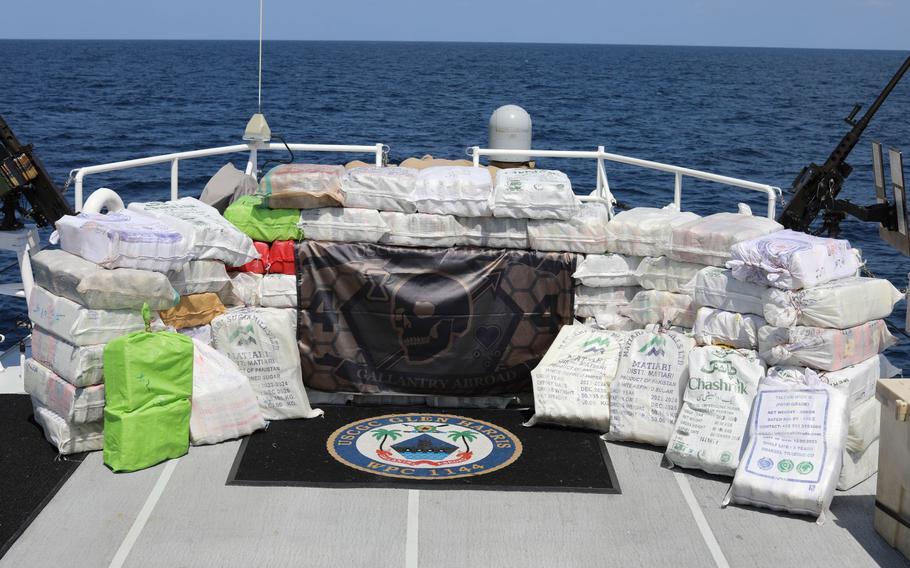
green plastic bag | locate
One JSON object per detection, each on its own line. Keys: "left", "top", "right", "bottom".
{"left": 103, "top": 305, "right": 194, "bottom": 472}
{"left": 103, "top": 400, "right": 191, "bottom": 473}
{"left": 223, "top": 195, "right": 304, "bottom": 242}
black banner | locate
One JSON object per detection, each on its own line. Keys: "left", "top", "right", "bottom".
{"left": 296, "top": 241, "right": 576, "bottom": 396}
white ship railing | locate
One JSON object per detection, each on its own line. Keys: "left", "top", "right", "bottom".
{"left": 468, "top": 146, "right": 783, "bottom": 219}
{"left": 73, "top": 142, "right": 386, "bottom": 211}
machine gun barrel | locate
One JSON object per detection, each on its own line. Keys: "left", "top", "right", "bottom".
{"left": 778, "top": 55, "right": 910, "bottom": 232}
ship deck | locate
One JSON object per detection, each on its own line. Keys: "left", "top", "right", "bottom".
{"left": 0, "top": 431, "right": 904, "bottom": 568}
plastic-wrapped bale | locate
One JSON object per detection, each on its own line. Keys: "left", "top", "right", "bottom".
{"left": 605, "top": 329, "right": 695, "bottom": 446}
{"left": 158, "top": 293, "right": 226, "bottom": 330}
{"left": 574, "top": 285, "right": 639, "bottom": 318}
{"left": 724, "top": 367, "right": 849, "bottom": 523}
{"left": 29, "top": 285, "right": 153, "bottom": 346}
{"left": 31, "top": 327, "right": 104, "bottom": 387}
{"left": 604, "top": 206, "right": 700, "bottom": 257}
{"left": 229, "top": 241, "right": 269, "bottom": 274}
{"left": 455, "top": 216, "right": 529, "bottom": 249}
{"left": 727, "top": 229, "right": 861, "bottom": 290}
{"left": 621, "top": 290, "right": 696, "bottom": 329}
{"left": 168, "top": 260, "right": 231, "bottom": 296}
{"left": 845, "top": 395, "right": 880, "bottom": 456}
{"left": 259, "top": 163, "right": 344, "bottom": 209}
{"left": 54, "top": 209, "right": 191, "bottom": 272}
{"left": 818, "top": 354, "right": 900, "bottom": 411}
{"left": 528, "top": 201, "right": 610, "bottom": 253}
{"left": 268, "top": 240, "right": 296, "bottom": 275}
{"left": 839, "top": 439, "right": 879, "bottom": 490}
{"left": 103, "top": 312, "right": 194, "bottom": 472}
{"left": 489, "top": 169, "right": 580, "bottom": 220}
{"left": 211, "top": 307, "right": 322, "bottom": 420}
{"left": 574, "top": 254, "right": 641, "bottom": 288}
{"left": 24, "top": 358, "right": 105, "bottom": 424}
{"left": 226, "top": 273, "right": 262, "bottom": 307}
{"left": 525, "top": 324, "right": 624, "bottom": 432}
{"left": 762, "top": 277, "right": 903, "bottom": 329}
{"left": 32, "top": 399, "right": 104, "bottom": 455}
{"left": 665, "top": 346, "right": 765, "bottom": 475}
{"left": 693, "top": 307, "right": 765, "bottom": 349}
{"left": 261, "top": 274, "right": 297, "bottom": 308}
{"left": 635, "top": 256, "right": 704, "bottom": 294}
{"left": 412, "top": 166, "right": 493, "bottom": 217}
{"left": 189, "top": 339, "right": 266, "bottom": 446}
{"left": 341, "top": 166, "right": 418, "bottom": 213}
{"left": 379, "top": 212, "right": 463, "bottom": 248}
{"left": 31, "top": 249, "right": 179, "bottom": 311}
{"left": 128, "top": 197, "right": 259, "bottom": 267}
{"left": 693, "top": 266, "right": 766, "bottom": 316}
{"left": 758, "top": 320, "right": 896, "bottom": 372}
{"left": 590, "top": 311, "right": 639, "bottom": 331}
{"left": 667, "top": 211, "right": 783, "bottom": 267}
{"left": 223, "top": 195, "right": 304, "bottom": 242}
{"left": 297, "top": 207, "right": 388, "bottom": 244}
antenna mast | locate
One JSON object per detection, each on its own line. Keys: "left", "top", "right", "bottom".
{"left": 243, "top": 0, "right": 271, "bottom": 142}
{"left": 258, "top": 0, "right": 263, "bottom": 113}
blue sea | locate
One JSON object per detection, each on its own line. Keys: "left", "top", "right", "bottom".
{"left": 3, "top": 40, "right": 910, "bottom": 366}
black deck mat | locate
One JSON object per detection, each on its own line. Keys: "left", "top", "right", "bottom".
{"left": 0, "top": 395, "right": 86, "bottom": 559}
{"left": 228, "top": 406, "right": 619, "bottom": 493}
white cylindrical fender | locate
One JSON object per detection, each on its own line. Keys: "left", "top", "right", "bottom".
{"left": 82, "top": 188, "right": 125, "bottom": 214}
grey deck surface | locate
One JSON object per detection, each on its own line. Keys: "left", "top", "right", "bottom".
{"left": 2, "top": 440, "right": 906, "bottom": 568}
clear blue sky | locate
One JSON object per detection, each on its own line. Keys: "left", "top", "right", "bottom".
{"left": 2, "top": 0, "right": 908, "bottom": 50}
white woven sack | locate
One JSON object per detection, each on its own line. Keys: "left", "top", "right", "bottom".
{"left": 413, "top": 166, "right": 493, "bottom": 217}
{"left": 606, "top": 329, "right": 695, "bottom": 446}
{"left": 621, "top": 290, "right": 696, "bottom": 329}
{"left": 693, "top": 266, "right": 766, "bottom": 316}
{"left": 818, "top": 354, "right": 899, "bottom": 411}
{"left": 211, "top": 307, "right": 322, "bottom": 421}
{"left": 589, "top": 311, "right": 639, "bottom": 331}
{"left": 129, "top": 197, "right": 258, "bottom": 267}
{"left": 725, "top": 368, "right": 848, "bottom": 523}
{"left": 379, "top": 212, "right": 462, "bottom": 248}
{"left": 455, "top": 216, "right": 529, "bottom": 249}
{"left": 604, "top": 206, "right": 700, "bottom": 257}
{"left": 489, "top": 169, "right": 580, "bottom": 220}
{"left": 29, "top": 285, "right": 151, "bottom": 346}
{"left": 177, "top": 324, "right": 212, "bottom": 346}
{"left": 845, "top": 396, "right": 881, "bottom": 456}
{"left": 838, "top": 439, "right": 879, "bottom": 491}
{"left": 54, "top": 209, "right": 191, "bottom": 273}
{"left": 341, "top": 166, "right": 418, "bottom": 213}
{"left": 574, "top": 285, "right": 639, "bottom": 318}
{"left": 635, "top": 256, "right": 704, "bottom": 294}
{"left": 693, "top": 307, "right": 765, "bottom": 349}
{"left": 528, "top": 201, "right": 610, "bottom": 253}
{"left": 727, "top": 229, "right": 861, "bottom": 290}
{"left": 30, "top": 326, "right": 104, "bottom": 387}
{"left": 758, "top": 320, "right": 896, "bottom": 372}
{"left": 665, "top": 346, "right": 765, "bottom": 476}
{"left": 189, "top": 339, "right": 267, "bottom": 445}
{"left": 573, "top": 254, "right": 641, "bottom": 287}
{"left": 297, "top": 207, "right": 388, "bottom": 243}
{"left": 762, "top": 277, "right": 902, "bottom": 329}
{"left": 261, "top": 274, "right": 297, "bottom": 308}
{"left": 32, "top": 400, "right": 103, "bottom": 455}
{"left": 226, "top": 273, "right": 263, "bottom": 307}
{"left": 31, "top": 249, "right": 179, "bottom": 311}
{"left": 24, "top": 358, "right": 105, "bottom": 424}
{"left": 168, "top": 260, "right": 231, "bottom": 296}
{"left": 667, "top": 212, "right": 783, "bottom": 267}
{"left": 525, "top": 324, "right": 624, "bottom": 432}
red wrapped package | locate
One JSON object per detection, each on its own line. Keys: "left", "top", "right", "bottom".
{"left": 229, "top": 241, "right": 269, "bottom": 273}
{"left": 268, "top": 240, "right": 296, "bottom": 275}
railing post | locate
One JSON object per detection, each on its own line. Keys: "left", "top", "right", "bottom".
{"left": 375, "top": 143, "right": 384, "bottom": 167}
{"left": 674, "top": 171, "right": 683, "bottom": 209}
{"left": 75, "top": 171, "right": 84, "bottom": 212}
{"left": 246, "top": 145, "right": 258, "bottom": 180}
{"left": 472, "top": 147, "right": 481, "bottom": 167}
{"left": 170, "top": 158, "right": 179, "bottom": 201}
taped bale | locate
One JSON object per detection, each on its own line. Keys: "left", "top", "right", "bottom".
{"left": 24, "top": 358, "right": 105, "bottom": 424}
{"left": 260, "top": 163, "right": 344, "bottom": 209}
{"left": 30, "top": 326, "right": 104, "bottom": 387}
{"left": 413, "top": 166, "right": 493, "bottom": 217}
{"left": 528, "top": 201, "right": 610, "bottom": 254}
{"left": 168, "top": 260, "right": 231, "bottom": 296}
{"left": 621, "top": 290, "right": 696, "bottom": 329}
{"left": 758, "top": 320, "right": 896, "bottom": 372}
{"left": 635, "top": 256, "right": 705, "bottom": 294}
{"left": 341, "top": 166, "right": 418, "bottom": 213}
{"left": 297, "top": 207, "right": 388, "bottom": 244}
{"left": 379, "top": 212, "right": 463, "bottom": 248}
{"left": 604, "top": 206, "right": 700, "bottom": 257}
{"left": 455, "top": 216, "right": 529, "bottom": 249}
{"left": 762, "top": 277, "right": 903, "bottom": 329}
{"left": 489, "top": 169, "right": 579, "bottom": 220}
{"left": 223, "top": 195, "right": 304, "bottom": 242}
{"left": 158, "top": 293, "right": 226, "bottom": 330}
{"left": 667, "top": 212, "right": 783, "bottom": 267}
{"left": 268, "top": 240, "right": 296, "bottom": 275}
{"left": 693, "top": 307, "right": 764, "bottom": 349}
{"left": 103, "top": 399, "right": 191, "bottom": 473}
{"left": 32, "top": 399, "right": 104, "bottom": 455}
{"left": 573, "top": 254, "right": 642, "bottom": 288}
{"left": 693, "top": 266, "right": 766, "bottom": 316}
{"left": 29, "top": 285, "right": 151, "bottom": 346}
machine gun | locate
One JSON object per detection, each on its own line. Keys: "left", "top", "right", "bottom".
{"left": 0, "top": 114, "right": 73, "bottom": 230}
{"left": 778, "top": 55, "right": 910, "bottom": 236}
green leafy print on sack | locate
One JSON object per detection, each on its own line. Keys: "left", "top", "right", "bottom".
{"left": 229, "top": 322, "right": 258, "bottom": 346}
